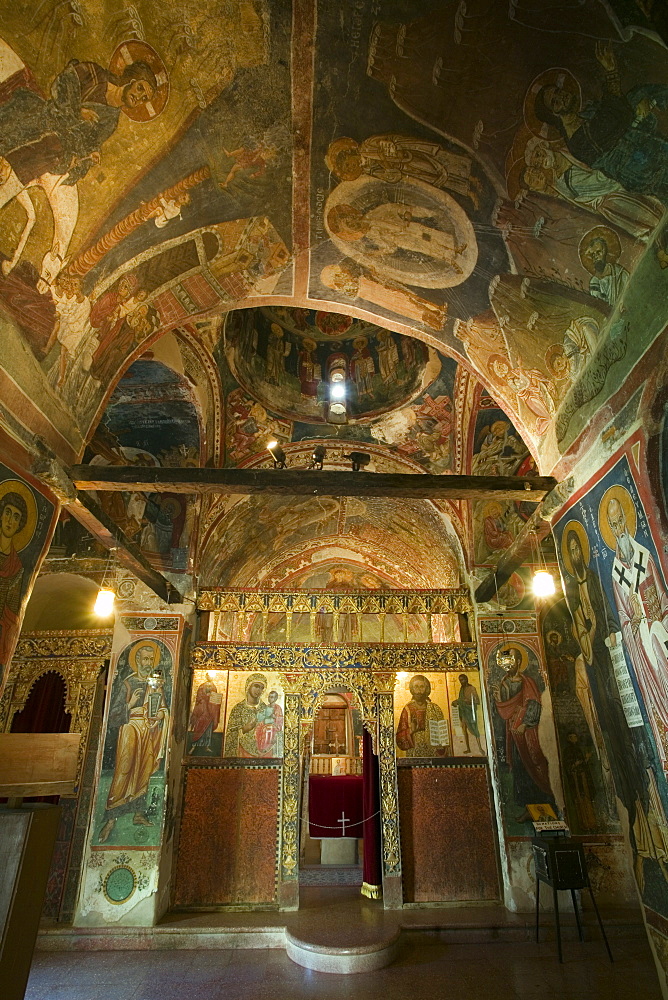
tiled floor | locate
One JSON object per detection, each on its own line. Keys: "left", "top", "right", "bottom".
{"left": 26, "top": 936, "right": 662, "bottom": 1000}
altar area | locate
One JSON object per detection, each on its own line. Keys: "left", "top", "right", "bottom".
{"left": 172, "top": 588, "right": 501, "bottom": 915}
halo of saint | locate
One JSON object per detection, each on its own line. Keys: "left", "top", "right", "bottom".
{"left": 598, "top": 485, "right": 637, "bottom": 550}
{"left": 496, "top": 642, "right": 529, "bottom": 672}
{"left": 560, "top": 519, "right": 590, "bottom": 576}
{"left": 0, "top": 479, "right": 37, "bottom": 551}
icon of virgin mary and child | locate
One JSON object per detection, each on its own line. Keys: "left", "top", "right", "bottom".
{"left": 224, "top": 672, "right": 283, "bottom": 758}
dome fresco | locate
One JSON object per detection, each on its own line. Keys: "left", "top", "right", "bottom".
{"left": 223, "top": 307, "right": 439, "bottom": 423}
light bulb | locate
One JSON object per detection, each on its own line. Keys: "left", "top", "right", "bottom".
{"left": 330, "top": 383, "right": 346, "bottom": 399}
{"left": 94, "top": 587, "right": 115, "bottom": 617}
{"left": 532, "top": 571, "right": 555, "bottom": 598}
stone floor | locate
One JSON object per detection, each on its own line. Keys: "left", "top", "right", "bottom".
{"left": 26, "top": 935, "right": 661, "bottom": 1000}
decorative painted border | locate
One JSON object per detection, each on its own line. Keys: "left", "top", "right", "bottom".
{"left": 198, "top": 588, "right": 473, "bottom": 614}
{"left": 191, "top": 642, "right": 479, "bottom": 672}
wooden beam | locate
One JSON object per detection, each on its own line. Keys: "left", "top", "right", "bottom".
{"left": 69, "top": 492, "right": 183, "bottom": 604}
{"left": 69, "top": 465, "right": 557, "bottom": 502}
{"left": 32, "top": 458, "right": 182, "bottom": 604}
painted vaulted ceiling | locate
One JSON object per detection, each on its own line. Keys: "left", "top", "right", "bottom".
{"left": 2, "top": 0, "right": 668, "bottom": 588}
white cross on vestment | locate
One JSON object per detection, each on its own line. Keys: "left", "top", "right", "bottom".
{"left": 337, "top": 811, "right": 350, "bottom": 835}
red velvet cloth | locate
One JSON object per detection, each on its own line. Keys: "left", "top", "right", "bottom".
{"left": 362, "top": 728, "right": 382, "bottom": 891}
{"left": 309, "top": 774, "right": 363, "bottom": 838}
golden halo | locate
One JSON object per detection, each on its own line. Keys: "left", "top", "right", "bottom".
{"left": 598, "top": 485, "right": 637, "bottom": 551}
{"left": 523, "top": 67, "right": 582, "bottom": 141}
{"left": 160, "top": 497, "right": 182, "bottom": 519}
{"left": 109, "top": 40, "right": 169, "bottom": 122}
{"left": 560, "top": 519, "right": 590, "bottom": 576}
{"left": 484, "top": 500, "right": 504, "bottom": 518}
{"left": 325, "top": 137, "right": 360, "bottom": 178}
{"left": 302, "top": 337, "right": 317, "bottom": 351}
{"left": 0, "top": 479, "right": 38, "bottom": 552}
{"left": 245, "top": 672, "right": 268, "bottom": 694}
{"left": 578, "top": 226, "right": 622, "bottom": 274}
{"left": 129, "top": 639, "right": 162, "bottom": 674}
{"left": 495, "top": 642, "right": 529, "bottom": 672}
{"left": 353, "top": 335, "right": 368, "bottom": 348}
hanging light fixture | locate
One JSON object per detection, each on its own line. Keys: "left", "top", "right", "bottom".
{"left": 532, "top": 570, "right": 555, "bottom": 598}
{"left": 93, "top": 587, "right": 116, "bottom": 617}
{"left": 94, "top": 546, "right": 117, "bottom": 617}
{"left": 530, "top": 528, "right": 556, "bottom": 598}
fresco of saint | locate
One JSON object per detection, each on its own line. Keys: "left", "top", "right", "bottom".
{"left": 98, "top": 641, "right": 170, "bottom": 844}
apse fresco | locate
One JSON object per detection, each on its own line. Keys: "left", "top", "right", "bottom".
{"left": 87, "top": 357, "right": 200, "bottom": 573}
{"left": 553, "top": 450, "right": 668, "bottom": 918}
{"left": 0, "top": 464, "right": 56, "bottom": 695}
{"left": 199, "top": 494, "right": 463, "bottom": 588}
{"left": 482, "top": 636, "right": 560, "bottom": 837}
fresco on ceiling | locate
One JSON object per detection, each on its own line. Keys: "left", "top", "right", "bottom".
{"left": 219, "top": 309, "right": 465, "bottom": 475}
{"left": 541, "top": 597, "right": 619, "bottom": 835}
{"left": 88, "top": 357, "right": 199, "bottom": 572}
{"left": 223, "top": 670, "right": 284, "bottom": 758}
{"left": 307, "top": 1, "right": 668, "bottom": 458}
{"left": 92, "top": 635, "right": 174, "bottom": 849}
{"left": 199, "top": 493, "right": 462, "bottom": 589}
{"left": 0, "top": 463, "right": 57, "bottom": 696}
{"left": 310, "top": 3, "right": 508, "bottom": 342}
{"left": 553, "top": 450, "right": 668, "bottom": 917}
{"left": 482, "top": 636, "right": 560, "bottom": 836}
{"left": 0, "top": 1, "right": 293, "bottom": 433}
{"left": 224, "top": 306, "right": 437, "bottom": 423}
{"left": 469, "top": 389, "right": 534, "bottom": 569}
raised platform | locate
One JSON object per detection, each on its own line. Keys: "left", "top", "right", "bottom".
{"left": 37, "top": 889, "right": 647, "bottom": 975}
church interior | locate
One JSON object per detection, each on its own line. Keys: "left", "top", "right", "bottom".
{"left": 0, "top": 1, "right": 668, "bottom": 997}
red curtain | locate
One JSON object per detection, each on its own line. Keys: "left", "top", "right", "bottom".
{"left": 10, "top": 671, "right": 71, "bottom": 733}
{"left": 308, "top": 775, "right": 363, "bottom": 838}
{"left": 362, "top": 726, "right": 382, "bottom": 898}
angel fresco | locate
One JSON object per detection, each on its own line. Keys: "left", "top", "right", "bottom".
{"left": 0, "top": 37, "right": 168, "bottom": 287}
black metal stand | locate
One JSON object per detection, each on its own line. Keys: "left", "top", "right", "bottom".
{"left": 533, "top": 837, "right": 613, "bottom": 964}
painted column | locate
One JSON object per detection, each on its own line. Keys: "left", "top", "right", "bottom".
{"left": 377, "top": 688, "right": 403, "bottom": 908}
{"left": 75, "top": 614, "right": 184, "bottom": 925}
{"left": 278, "top": 689, "right": 301, "bottom": 909}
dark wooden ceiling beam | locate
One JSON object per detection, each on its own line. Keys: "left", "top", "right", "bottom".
{"left": 33, "top": 458, "right": 182, "bottom": 604}
{"left": 474, "top": 508, "right": 553, "bottom": 604}
{"left": 69, "top": 466, "right": 557, "bottom": 502}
